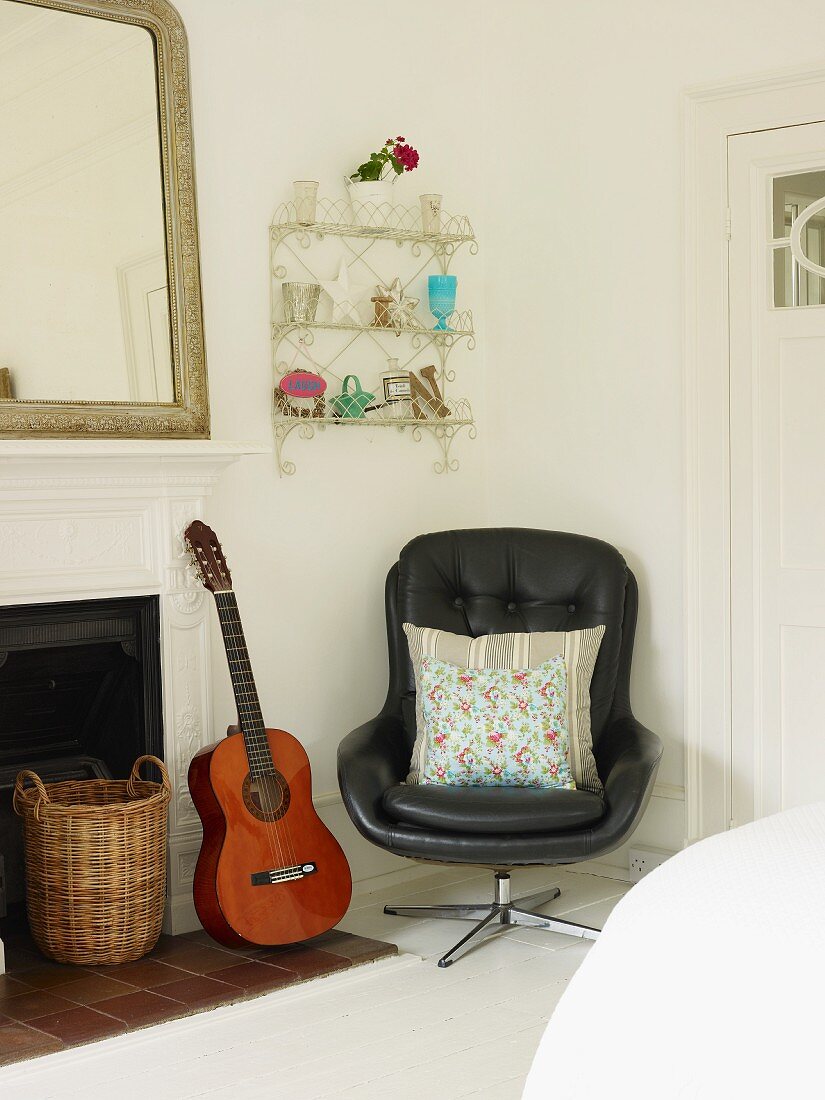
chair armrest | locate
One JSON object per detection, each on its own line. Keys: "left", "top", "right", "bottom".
{"left": 337, "top": 713, "right": 408, "bottom": 846}
{"left": 590, "top": 715, "right": 664, "bottom": 855}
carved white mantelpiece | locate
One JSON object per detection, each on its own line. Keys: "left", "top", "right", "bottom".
{"left": 0, "top": 440, "right": 268, "bottom": 958}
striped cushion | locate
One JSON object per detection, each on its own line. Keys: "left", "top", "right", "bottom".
{"left": 403, "top": 623, "right": 605, "bottom": 794}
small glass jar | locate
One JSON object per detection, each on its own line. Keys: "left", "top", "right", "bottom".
{"left": 381, "top": 359, "right": 411, "bottom": 418}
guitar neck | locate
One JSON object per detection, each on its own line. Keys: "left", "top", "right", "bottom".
{"left": 213, "top": 590, "right": 273, "bottom": 775}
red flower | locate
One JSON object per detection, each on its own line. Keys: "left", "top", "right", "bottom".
{"left": 396, "top": 135, "right": 406, "bottom": 141}
{"left": 393, "top": 143, "right": 419, "bottom": 172}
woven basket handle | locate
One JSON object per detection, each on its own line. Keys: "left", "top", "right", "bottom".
{"left": 13, "top": 769, "right": 50, "bottom": 821}
{"left": 127, "top": 755, "right": 172, "bottom": 799}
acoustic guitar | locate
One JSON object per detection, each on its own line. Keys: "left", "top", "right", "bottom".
{"left": 184, "top": 520, "right": 352, "bottom": 948}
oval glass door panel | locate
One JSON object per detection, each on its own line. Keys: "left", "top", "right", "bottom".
{"left": 772, "top": 171, "right": 825, "bottom": 307}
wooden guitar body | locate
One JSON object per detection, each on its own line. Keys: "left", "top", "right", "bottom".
{"left": 189, "top": 726, "right": 352, "bottom": 948}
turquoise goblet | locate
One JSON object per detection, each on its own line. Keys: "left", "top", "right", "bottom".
{"left": 428, "top": 274, "right": 457, "bottom": 332}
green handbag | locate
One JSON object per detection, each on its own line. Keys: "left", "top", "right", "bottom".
{"left": 329, "top": 375, "right": 375, "bottom": 419}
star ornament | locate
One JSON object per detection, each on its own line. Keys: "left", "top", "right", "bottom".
{"left": 320, "top": 261, "right": 371, "bottom": 324}
{"left": 376, "top": 277, "right": 420, "bottom": 334}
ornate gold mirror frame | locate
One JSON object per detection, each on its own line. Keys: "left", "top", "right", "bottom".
{"left": 0, "top": 0, "right": 209, "bottom": 438}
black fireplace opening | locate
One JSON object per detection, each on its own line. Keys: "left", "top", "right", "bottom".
{"left": 0, "top": 595, "right": 163, "bottom": 914}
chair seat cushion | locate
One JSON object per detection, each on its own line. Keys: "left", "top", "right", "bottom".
{"left": 382, "top": 783, "right": 605, "bottom": 835}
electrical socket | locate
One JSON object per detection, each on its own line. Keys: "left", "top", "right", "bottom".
{"left": 628, "top": 846, "right": 672, "bottom": 883}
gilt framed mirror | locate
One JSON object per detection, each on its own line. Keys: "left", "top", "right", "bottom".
{"left": 0, "top": 0, "right": 209, "bottom": 438}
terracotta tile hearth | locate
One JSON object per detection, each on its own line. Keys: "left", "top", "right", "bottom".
{"left": 0, "top": 916, "right": 396, "bottom": 1067}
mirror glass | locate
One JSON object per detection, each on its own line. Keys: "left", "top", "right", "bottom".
{"left": 0, "top": 1, "right": 173, "bottom": 403}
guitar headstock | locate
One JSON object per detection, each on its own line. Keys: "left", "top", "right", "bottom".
{"left": 184, "top": 520, "right": 232, "bottom": 594}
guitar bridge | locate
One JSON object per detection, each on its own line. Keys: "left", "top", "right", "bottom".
{"left": 251, "top": 861, "right": 317, "bottom": 886}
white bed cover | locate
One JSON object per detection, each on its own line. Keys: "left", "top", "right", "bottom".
{"left": 523, "top": 802, "right": 825, "bottom": 1099}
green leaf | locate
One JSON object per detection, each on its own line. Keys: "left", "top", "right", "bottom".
{"left": 353, "top": 157, "right": 382, "bottom": 181}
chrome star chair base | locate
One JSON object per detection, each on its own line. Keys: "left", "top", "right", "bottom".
{"left": 384, "top": 871, "right": 600, "bottom": 968}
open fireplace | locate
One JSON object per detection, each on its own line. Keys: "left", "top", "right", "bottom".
{"left": 0, "top": 596, "right": 163, "bottom": 914}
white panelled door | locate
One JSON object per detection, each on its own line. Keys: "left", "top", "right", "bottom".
{"left": 728, "top": 122, "right": 825, "bottom": 826}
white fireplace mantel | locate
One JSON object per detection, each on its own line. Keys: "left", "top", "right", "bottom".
{"left": 0, "top": 438, "right": 268, "bottom": 480}
{"left": 0, "top": 439, "right": 268, "bottom": 958}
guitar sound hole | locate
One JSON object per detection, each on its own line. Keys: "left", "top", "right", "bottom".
{"left": 242, "top": 772, "right": 291, "bottom": 822}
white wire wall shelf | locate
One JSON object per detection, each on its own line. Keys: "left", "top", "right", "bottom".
{"left": 270, "top": 194, "right": 478, "bottom": 475}
{"left": 271, "top": 311, "right": 475, "bottom": 343}
{"left": 271, "top": 198, "right": 477, "bottom": 267}
{"left": 273, "top": 399, "right": 476, "bottom": 477}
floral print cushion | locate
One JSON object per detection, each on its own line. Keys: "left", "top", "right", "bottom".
{"left": 419, "top": 655, "right": 576, "bottom": 789}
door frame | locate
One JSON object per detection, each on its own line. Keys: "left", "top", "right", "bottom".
{"left": 684, "top": 64, "right": 825, "bottom": 843}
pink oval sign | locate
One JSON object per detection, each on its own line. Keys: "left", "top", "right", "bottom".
{"left": 280, "top": 371, "right": 327, "bottom": 398}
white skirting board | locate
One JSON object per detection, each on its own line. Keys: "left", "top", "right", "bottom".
{"left": 314, "top": 791, "right": 413, "bottom": 884}
{"left": 592, "top": 782, "right": 686, "bottom": 872}
{"left": 160, "top": 782, "right": 687, "bottom": 938}
{"left": 313, "top": 782, "right": 687, "bottom": 886}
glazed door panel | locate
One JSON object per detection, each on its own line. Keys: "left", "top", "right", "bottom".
{"left": 729, "top": 122, "right": 825, "bottom": 825}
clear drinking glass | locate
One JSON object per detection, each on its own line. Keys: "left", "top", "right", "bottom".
{"left": 420, "top": 193, "right": 442, "bottom": 235}
{"left": 293, "top": 180, "right": 319, "bottom": 225}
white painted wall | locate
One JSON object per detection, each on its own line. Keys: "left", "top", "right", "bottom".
{"left": 482, "top": 0, "right": 825, "bottom": 866}
{"left": 174, "top": 0, "right": 825, "bottom": 877}
{"left": 174, "top": 0, "right": 489, "bottom": 879}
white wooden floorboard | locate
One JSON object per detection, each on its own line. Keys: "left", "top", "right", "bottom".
{"left": 0, "top": 867, "right": 630, "bottom": 1100}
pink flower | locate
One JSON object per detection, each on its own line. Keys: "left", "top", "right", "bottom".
{"left": 548, "top": 763, "right": 559, "bottom": 777}
{"left": 516, "top": 697, "right": 529, "bottom": 711}
{"left": 393, "top": 143, "right": 419, "bottom": 172}
{"left": 514, "top": 672, "right": 527, "bottom": 683}
{"left": 459, "top": 673, "right": 473, "bottom": 684}
{"left": 460, "top": 699, "right": 472, "bottom": 712}
{"left": 436, "top": 765, "right": 446, "bottom": 778}
{"left": 458, "top": 748, "right": 476, "bottom": 769}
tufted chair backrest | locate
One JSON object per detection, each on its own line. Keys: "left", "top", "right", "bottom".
{"left": 384, "top": 529, "right": 634, "bottom": 756}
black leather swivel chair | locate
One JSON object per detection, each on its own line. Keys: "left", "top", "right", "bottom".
{"left": 338, "top": 529, "right": 663, "bottom": 967}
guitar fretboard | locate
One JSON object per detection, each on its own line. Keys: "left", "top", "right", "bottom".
{"left": 214, "top": 590, "right": 275, "bottom": 777}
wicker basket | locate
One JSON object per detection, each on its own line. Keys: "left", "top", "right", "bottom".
{"left": 13, "top": 754, "right": 172, "bottom": 966}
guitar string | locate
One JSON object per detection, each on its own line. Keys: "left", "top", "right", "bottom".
{"left": 214, "top": 591, "right": 284, "bottom": 873}
{"left": 214, "top": 590, "right": 290, "bottom": 873}
{"left": 219, "top": 590, "right": 294, "bottom": 875}
{"left": 215, "top": 590, "right": 300, "bottom": 873}
{"left": 195, "top": 536, "right": 298, "bottom": 873}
